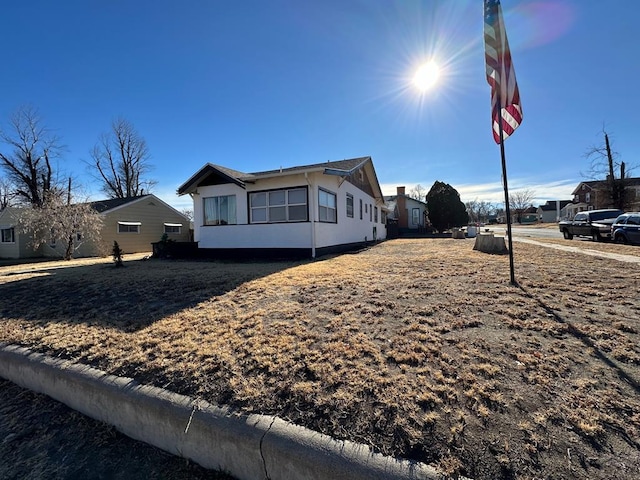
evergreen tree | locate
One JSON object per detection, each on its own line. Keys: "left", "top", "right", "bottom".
{"left": 426, "top": 181, "right": 468, "bottom": 233}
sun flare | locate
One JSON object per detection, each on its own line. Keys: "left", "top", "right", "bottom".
{"left": 413, "top": 61, "right": 440, "bottom": 91}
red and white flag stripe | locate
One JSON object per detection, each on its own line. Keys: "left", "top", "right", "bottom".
{"left": 484, "top": 0, "right": 522, "bottom": 144}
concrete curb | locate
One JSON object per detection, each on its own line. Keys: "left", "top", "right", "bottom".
{"left": 0, "top": 344, "right": 444, "bottom": 480}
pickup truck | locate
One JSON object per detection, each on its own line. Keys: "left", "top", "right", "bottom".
{"left": 558, "top": 209, "right": 623, "bottom": 241}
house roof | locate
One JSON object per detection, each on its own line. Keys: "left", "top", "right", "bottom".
{"left": 571, "top": 177, "right": 640, "bottom": 195}
{"left": 384, "top": 194, "right": 428, "bottom": 207}
{"left": 178, "top": 156, "right": 384, "bottom": 200}
{"left": 88, "top": 195, "right": 151, "bottom": 213}
{"left": 538, "top": 200, "right": 573, "bottom": 211}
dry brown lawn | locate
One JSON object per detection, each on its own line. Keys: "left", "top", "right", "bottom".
{"left": 2, "top": 238, "right": 640, "bottom": 479}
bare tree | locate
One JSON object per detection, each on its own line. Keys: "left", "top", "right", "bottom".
{"left": 465, "top": 199, "right": 493, "bottom": 224}
{"left": 89, "top": 117, "right": 156, "bottom": 199}
{"left": 509, "top": 189, "right": 536, "bottom": 224}
{"left": 408, "top": 184, "right": 426, "bottom": 202}
{"left": 18, "top": 190, "right": 103, "bottom": 260}
{"left": 0, "top": 106, "right": 64, "bottom": 207}
{"left": 180, "top": 209, "right": 193, "bottom": 221}
{"left": 583, "top": 130, "right": 633, "bottom": 210}
{"left": 0, "top": 176, "right": 14, "bottom": 209}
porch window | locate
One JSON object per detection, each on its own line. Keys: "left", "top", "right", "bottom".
{"left": 204, "top": 195, "right": 237, "bottom": 225}
{"left": 118, "top": 221, "right": 141, "bottom": 233}
{"left": 346, "top": 193, "right": 354, "bottom": 218}
{"left": 164, "top": 223, "right": 183, "bottom": 234}
{"left": 249, "top": 188, "right": 307, "bottom": 223}
{"left": 1, "top": 227, "right": 14, "bottom": 243}
{"left": 318, "top": 189, "right": 337, "bottom": 223}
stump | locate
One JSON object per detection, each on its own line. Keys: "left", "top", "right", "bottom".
{"left": 451, "top": 228, "right": 466, "bottom": 239}
{"left": 473, "top": 233, "right": 508, "bottom": 254}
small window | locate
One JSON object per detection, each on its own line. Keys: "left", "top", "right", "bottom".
{"left": 204, "top": 195, "right": 237, "bottom": 225}
{"left": 374, "top": 206, "right": 378, "bottom": 223}
{"left": 585, "top": 192, "right": 591, "bottom": 203}
{"left": 318, "top": 189, "right": 337, "bottom": 223}
{"left": 164, "top": 223, "right": 182, "bottom": 234}
{"left": 359, "top": 199, "right": 363, "bottom": 220}
{"left": 369, "top": 204, "right": 372, "bottom": 222}
{"left": 346, "top": 193, "right": 354, "bottom": 218}
{"left": 118, "top": 222, "right": 141, "bottom": 233}
{"left": 1, "top": 227, "right": 15, "bottom": 243}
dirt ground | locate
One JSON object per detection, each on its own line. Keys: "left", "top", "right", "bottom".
{"left": 0, "top": 379, "right": 235, "bottom": 479}
{"left": 1, "top": 238, "right": 640, "bottom": 479}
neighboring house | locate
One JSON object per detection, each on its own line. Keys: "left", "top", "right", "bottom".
{"left": 0, "top": 207, "right": 41, "bottom": 259}
{"left": 0, "top": 194, "right": 190, "bottom": 259}
{"left": 177, "top": 156, "right": 387, "bottom": 259}
{"left": 384, "top": 186, "right": 429, "bottom": 236}
{"left": 572, "top": 178, "right": 640, "bottom": 212}
{"left": 536, "top": 200, "right": 573, "bottom": 222}
{"left": 518, "top": 206, "right": 540, "bottom": 224}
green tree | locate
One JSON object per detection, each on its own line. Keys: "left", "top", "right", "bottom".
{"left": 426, "top": 181, "right": 468, "bottom": 233}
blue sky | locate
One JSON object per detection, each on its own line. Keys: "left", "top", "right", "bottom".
{"left": 1, "top": 0, "right": 638, "bottom": 212}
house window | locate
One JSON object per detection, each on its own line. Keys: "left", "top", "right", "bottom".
{"left": 250, "top": 188, "right": 307, "bottom": 223}
{"left": 359, "top": 199, "right": 363, "bottom": 219}
{"left": 374, "top": 206, "right": 378, "bottom": 223}
{"left": 585, "top": 192, "right": 591, "bottom": 203}
{"left": 118, "top": 222, "right": 141, "bottom": 233}
{"left": 318, "top": 189, "right": 337, "bottom": 223}
{"left": 204, "top": 195, "right": 237, "bottom": 225}
{"left": 369, "top": 204, "right": 372, "bottom": 222}
{"left": 346, "top": 193, "right": 354, "bottom": 218}
{"left": 412, "top": 208, "right": 420, "bottom": 226}
{"left": 382, "top": 210, "right": 387, "bottom": 224}
{"left": 1, "top": 227, "right": 15, "bottom": 243}
{"left": 164, "top": 223, "right": 182, "bottom": 234}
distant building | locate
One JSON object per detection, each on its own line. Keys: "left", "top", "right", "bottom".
{"left": 537, "top": 200, "right": 573, "bottom": 222}
{"left": 384, "top": 186, "right": 429, "bottom": 237}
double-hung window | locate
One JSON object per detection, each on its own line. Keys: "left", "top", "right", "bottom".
{"left": 346, "top": 194, "right": 354, "bottom": 218}
{"left": 204, "top": 195, "right": 237, "bottom": 225}
{"left": 250, "top": 188, "right": 307, "bottom": 223}
{"left": 318, "top": 189, "right": 337, "bottom": 223}
{"left": 1, "top": 227, "right": 14, "bottom": 243}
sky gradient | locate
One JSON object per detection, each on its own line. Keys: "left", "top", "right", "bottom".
{"left": 1, "top": 0, "right": 638, "bottom": 212}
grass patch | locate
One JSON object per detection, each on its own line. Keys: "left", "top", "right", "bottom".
{"left": 2, "top": 239, "right": 640, "bottom": 479}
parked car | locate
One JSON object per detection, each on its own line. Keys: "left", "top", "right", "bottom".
{"left": 558, "top": 209, "right": 624, "bottom": 241}
{"left": 611, "top": 212, "right": 640, "bottom": 245}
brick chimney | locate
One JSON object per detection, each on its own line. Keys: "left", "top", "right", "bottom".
{"left": 396, "top": 186, "right": 408, "bottom": 228}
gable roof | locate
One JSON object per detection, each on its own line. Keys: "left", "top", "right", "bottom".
{"left": 178, "top": 156, "right": 384, "bottom": 200}
{"left": 572, "top": 177, "right": 640, "bottom": 195}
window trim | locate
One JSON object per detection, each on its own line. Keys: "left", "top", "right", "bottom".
{"left": 249, "top": 186, "right": 308, "bottom": 224}
{"left": 318, "top": 188, "right": 337, "bottom": 224}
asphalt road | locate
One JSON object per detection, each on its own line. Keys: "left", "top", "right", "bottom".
{"left": 488, "top": 225, "right": 564, "bottom": 239}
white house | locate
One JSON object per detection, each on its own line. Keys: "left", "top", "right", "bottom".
{"left": 384, "top": 186, "right": 429, "bottom": 236}
{"left": 177, "top": 156, "right": 387, "bottom": 259}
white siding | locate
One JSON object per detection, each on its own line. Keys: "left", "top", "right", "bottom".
{"left": 190, "top": 170, "right": 386, "bottom": 252}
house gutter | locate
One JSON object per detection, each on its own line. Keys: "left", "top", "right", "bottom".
{"left": 305, "top": 172, "right": 316, "bottom": 259}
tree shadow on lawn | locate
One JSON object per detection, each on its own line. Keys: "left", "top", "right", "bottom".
{"left": 0, "top": 257, "right": 302, "bottom": 332}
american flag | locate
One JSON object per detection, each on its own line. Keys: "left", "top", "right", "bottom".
{"left": 484, "top": 0, "right": 522, "bottom": 144}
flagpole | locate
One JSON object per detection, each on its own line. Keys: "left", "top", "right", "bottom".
{"left": 497, "top": 106, "right": 516, "bottom": 285}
